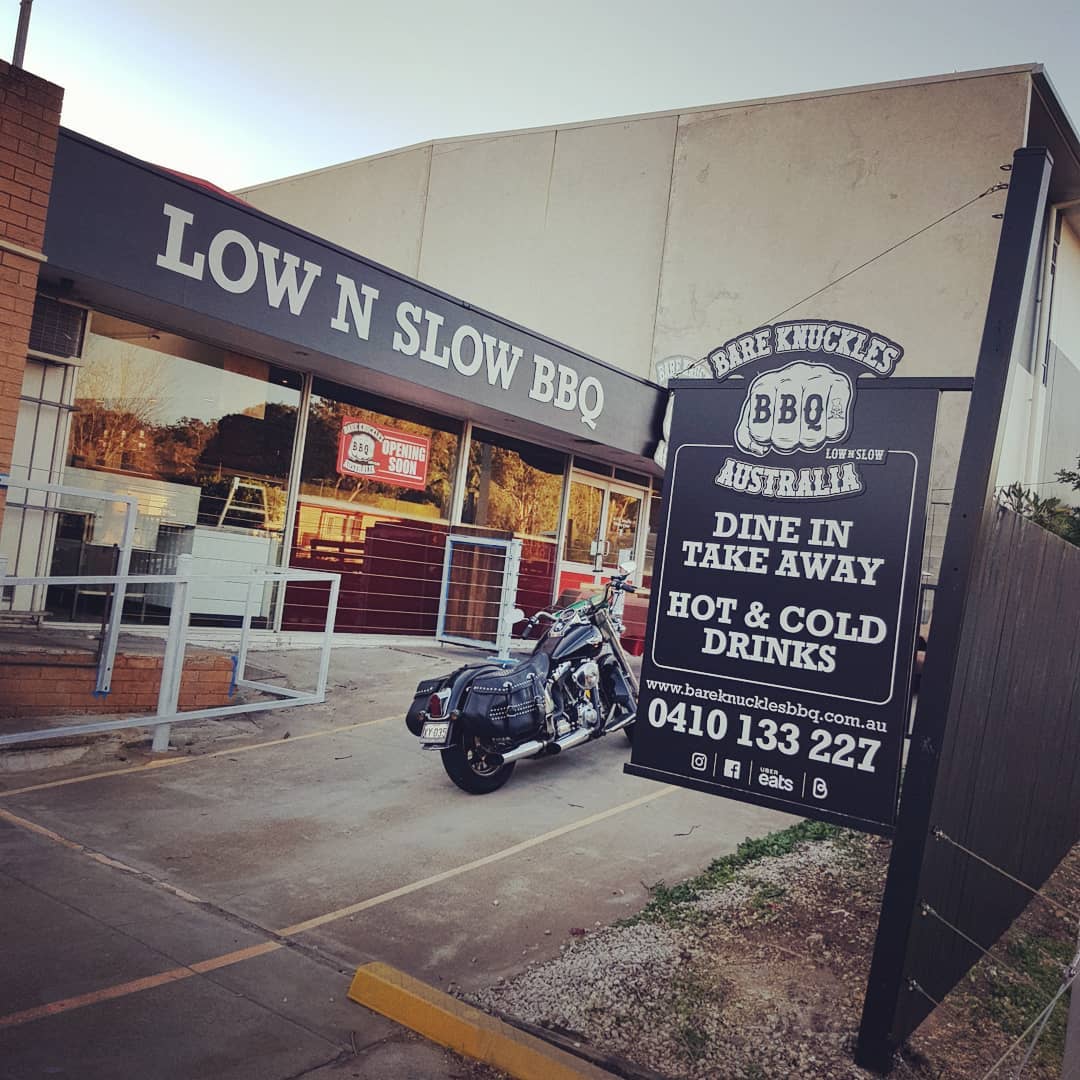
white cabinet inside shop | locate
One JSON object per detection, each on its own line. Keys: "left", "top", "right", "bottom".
{"left": 188, "top": 527, "right": 279, "bottom": 619}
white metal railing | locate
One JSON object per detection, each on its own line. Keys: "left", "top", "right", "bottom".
{"left": 1, "top": 476, "right": 138, "bottom": 693}
{"left": 436, "top": 534, "right": 522, "bottom": 659}
{"left": 0, "top": 553, "right": 341, "bottom": 752}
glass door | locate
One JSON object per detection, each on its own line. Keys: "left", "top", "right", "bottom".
{"left": 559, "top": 474, "right": 646, "bottom": 598}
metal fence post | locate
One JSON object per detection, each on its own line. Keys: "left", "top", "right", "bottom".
{"left": 855, "top": 146, "right": 1053, "bottom": 1072}
{"left": 234, "top": 574, "right": 259, "bottom": 691}
{"left": 94, "top": 495, "right": 138, "bottom": 695}
{"left": 316, "top": 572, "right": 340, "bottom": 700}
{"left": 152, "top": 553, "right": 192, "bottom": 752}
{"left": 495, "top": 539, "right": 522, "bottom": 660}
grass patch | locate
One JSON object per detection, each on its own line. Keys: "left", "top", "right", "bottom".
{"left": 624, "top": 818, "right": 842, "bottom": 926}
{"left": 976, "top": 932, "right": 1074, "bottom": 1067}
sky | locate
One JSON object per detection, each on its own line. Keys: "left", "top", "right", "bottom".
{"left": 6, "top": 0, "right": 1080, "bottom": 192}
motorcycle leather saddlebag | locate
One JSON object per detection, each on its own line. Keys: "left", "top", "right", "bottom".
{"left": 461, "top": 668, "right": 546, "bottom": 739}
{"left": 405, "top": 670, "right": 464, "bottom": 736}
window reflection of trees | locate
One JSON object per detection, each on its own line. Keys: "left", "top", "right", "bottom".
{"left": 69, "top": 318, "right": 300, "bottom": 533}
{"left": 463, "top": 434, "right": 565, "bottom": 540}
{"left": 300, "top": 397, "right": 459, "bottom": 521}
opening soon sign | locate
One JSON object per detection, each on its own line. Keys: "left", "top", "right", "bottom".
{"left": 336, "top": 418, "right": 431, "bottom": 491}
{"left": 628, "top": 321, "right": 938, "bottom": 833}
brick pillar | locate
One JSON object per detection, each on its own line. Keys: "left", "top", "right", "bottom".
{"left": 0, "top": 61, "right": 62, "bottom": 528}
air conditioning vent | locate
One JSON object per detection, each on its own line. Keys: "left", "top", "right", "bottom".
{"left": 29, "top": 295, "right": 85, "bottom": 360}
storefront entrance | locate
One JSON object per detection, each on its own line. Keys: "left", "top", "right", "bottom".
{"left": 558, "top": 473, "right": 648, "bottom": 598}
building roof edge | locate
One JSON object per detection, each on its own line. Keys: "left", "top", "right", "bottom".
{"left": 236, "top": 64, "right": 1044, "bottom": 194}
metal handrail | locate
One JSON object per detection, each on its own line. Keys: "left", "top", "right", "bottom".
{"left": 0, "top": 476, "right": 138, "bottom": 694}
{"left": 0, "top": 557, "right": 342, "bottom": 751}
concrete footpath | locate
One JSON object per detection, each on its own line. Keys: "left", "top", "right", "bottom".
{"left": 0, "top": 635, "right": 792, "bottom": 1079}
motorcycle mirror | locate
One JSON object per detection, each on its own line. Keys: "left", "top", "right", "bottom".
{"left": 510, "top": 607, "right": 526, "bottom": 623}
{"left": 619, "top": 560, "right": 637, "bottom": 574}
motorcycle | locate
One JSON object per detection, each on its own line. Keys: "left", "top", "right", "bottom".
{"left": 405, "top": 564, "right": 640, "bottom": 793}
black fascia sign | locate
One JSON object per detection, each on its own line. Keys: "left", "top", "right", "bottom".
{"left": 42, "top": 131, "right": 666, "bottom": 460}
{"left": 626, "top": 320, "right": 938, "bottom": 834}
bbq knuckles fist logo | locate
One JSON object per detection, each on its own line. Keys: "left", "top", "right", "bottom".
{"left": 653, "top": 320, "right": 905, "bottom": 500}
{"left": 735, "top": 362, "right": 853, "bottom": 458}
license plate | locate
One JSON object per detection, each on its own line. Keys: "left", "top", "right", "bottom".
{"left": 421, "top": 721, "right": 450, "bottom": 743}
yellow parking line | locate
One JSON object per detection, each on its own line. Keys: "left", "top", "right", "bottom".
{"left": 0, "top": 786, "right": 676, "bottom": 1031}
{"left": 0, "top": 714, "right": 393, "bottom": 799}
{"left": 0, "top": 942, "right": 283, "bottom": 1031}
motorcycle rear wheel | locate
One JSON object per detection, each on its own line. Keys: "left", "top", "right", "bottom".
{"left": 441, "top": 734, "right": 516, "bottom": 794}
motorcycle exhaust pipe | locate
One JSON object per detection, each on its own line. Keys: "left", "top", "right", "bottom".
{"left": 604, "top": 712, "right": 636, "bottom": 734}
{"left": 551, "top": 727, "right": 592, "bottom": 753}
{"left": 493, "top": 739, "right": 547, "bottom": 765}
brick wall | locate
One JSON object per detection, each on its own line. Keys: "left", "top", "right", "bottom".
{"left": 0, "top": 61, "right": 62, "bottom": 526}
{"left": 0, "top": 650, "right": 235, "bottom": 720}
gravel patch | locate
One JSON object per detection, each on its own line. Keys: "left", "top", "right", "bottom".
{"left": 469, "top": 831, "right": 1080, "bottom": 1079}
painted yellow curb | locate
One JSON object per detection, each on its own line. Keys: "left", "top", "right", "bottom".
{"left": 348, "top": 961, "right": 617, "bottom": 1080}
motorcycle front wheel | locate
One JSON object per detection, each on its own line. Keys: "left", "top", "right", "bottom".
{"left": 441, "top": 733, "right": 516, "bottom": 794}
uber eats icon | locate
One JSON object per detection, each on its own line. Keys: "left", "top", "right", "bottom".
{"left": 629, "top": 319, "right": 938, "bottom": 834}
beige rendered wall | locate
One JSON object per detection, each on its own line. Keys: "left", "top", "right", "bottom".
{"left": 241, "top": 71, "right": 1030, "bottom": 386}
{"left": 242, "top": 116, "right": 678, "bottom": 371}
{"left": 239, "top": 145, "right": 433, "bottom": 277}
{"left": 654, "top": 72, "right": 1030, "bottom": 379}
{"left": 239, "top": 70, "right": 1033, "bottom": 514}
{"left": 417, "top": 116, "right": 678, "bottom": 371}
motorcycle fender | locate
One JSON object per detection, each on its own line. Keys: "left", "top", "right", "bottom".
{"left": 405, "top": 667, "right": 466, "bottom": 735}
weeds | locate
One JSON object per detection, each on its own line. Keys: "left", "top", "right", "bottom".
{"left": 976, "top": 933, "right": 1074, "bottom": 1067}
{"left": 624, "top": 819, "right": 843, "bottom": 926}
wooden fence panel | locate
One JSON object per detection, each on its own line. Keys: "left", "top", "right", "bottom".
{"left": 891, "top": 506, "right": 1080, "bottom": 1041}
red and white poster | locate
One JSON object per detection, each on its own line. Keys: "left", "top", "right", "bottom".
{"left": 335, "top": 418, "right": 431, "bottom": 491}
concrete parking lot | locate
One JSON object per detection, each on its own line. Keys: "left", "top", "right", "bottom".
{"left": 0, "top": 639, "right": 792, "bottom": 1079}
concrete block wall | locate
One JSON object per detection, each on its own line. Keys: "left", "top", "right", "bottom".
{"left": 0, "top": 61, "right": 62, "bottom": 526}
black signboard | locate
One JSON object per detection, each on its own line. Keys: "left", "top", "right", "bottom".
{"left": 626, "top": 322, "right": 938, "bottom": 833}
{"left": 43, "top": 131, "right": 666, "bottom": 460}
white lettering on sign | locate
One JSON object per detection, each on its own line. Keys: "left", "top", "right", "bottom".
{"left": 156, "top": 205, "right": 205, "bottom": 279}
{"left": 330, "top": 275, "right": 379, "bottom": 339}
{"left": 706, "top": 320, "right": 904, "bottom": 380}
{"left": 482, "top": 334, "right": 522, "bottom": 390}
{"left": 154, "top": 204, "right": 607, "bottom": 432}
{"left": 259, "top": 243, "right": 323, "bottom": 315}
{"left": 530, "top": 355, "right": 604, "bottom": 429}
{"left": 207, "top": 229, "right": 259, "bottom": 294}
{"left": 157, "top": 204, "right": 325, "bottom": 315}
{"left": 393, "top": 301, "right": 423, "bottom": 355}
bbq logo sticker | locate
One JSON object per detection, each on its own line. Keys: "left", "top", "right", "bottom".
{"left": 336, "top": 419, "right": 431, "bottom": 490}
{"left": 653, "top": 319, "right": 906, "bottom": 501}
{"left": 735, "top": 362, "right": 854, "bottom": 457}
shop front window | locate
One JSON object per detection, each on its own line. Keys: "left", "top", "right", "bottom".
{"left": 58, "top": 312, "right": 301, "bottom": 625}
{"left": 284, "top": 378, "right": 462, "bottom": 634}
{"left": 461, "top": 429, "right": 566, "bottom": 616}
{"left": 462, "top": 430, "right": 565, "bottom": 539}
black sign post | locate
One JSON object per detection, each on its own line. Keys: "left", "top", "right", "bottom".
{"left": 626, "top": 329, "right": 946, "bottom": 834}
